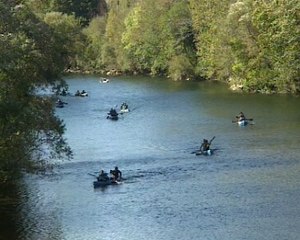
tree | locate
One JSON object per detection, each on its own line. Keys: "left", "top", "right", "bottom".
{"left": 189, "top": 0, "right": 232, "bottom": 80}
{"left": 102, "top": 0, "right": 132, "bottom": 72}
{"left": 79, "top": 16, "right": 107, "bottom": 72}
{"left": 251, "top": 0, "right": 300, "bottom": 93}
{"left": 0, "top": 1, "right": 72, "bottom": 182}
{"left": 43, "top": 11, "right": 84, "bottom": 70}
{"left": 122, "top": 0, "right": 197, "bottom": 79}
{"left": 224, "top": 0, "right": 300, "bottom": 93}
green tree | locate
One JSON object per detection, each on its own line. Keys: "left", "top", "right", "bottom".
{"left": 43, "top": 11, "right": 84, "bottom": 70}
{"left": 225, "top": 0, "right": 260, "bottom": 91}
{"left": 0, "top": 1, "right": 72, "bottom": 182}
{"left": 165, "top": 1, "right": 197, "bottom": 80}
{"left": 122, "top": 0, "right": 196, "bottom": 79}
{"left": 225, "top": 0, "right": 300, "bottom": 93}
{"left": 102, "top": 0, "right": 131, "bottom": 72}
{"left": 189, "top": 0, "right": 232, "bottom": 79}
{"left": 251, "top": 0, "right": 300, "bottom": 93}
{"left": 78, "top": 16, "right": 107, "bottom": 72}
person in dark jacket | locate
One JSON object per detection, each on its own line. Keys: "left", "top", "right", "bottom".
{"left": 110, "top": 166, "right": 122, "bottom": 181}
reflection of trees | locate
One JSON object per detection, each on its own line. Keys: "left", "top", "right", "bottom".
{"left": 19, "top": 176, "right": 63, "bottom": 240}
{"left": 0, "top": 182, "right": 20, "bottom": 240}
{"left": 0, "top": 177, "right": 63, "bottom": 240}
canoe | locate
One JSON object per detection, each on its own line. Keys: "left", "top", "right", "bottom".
{"left": 93, "top": 179, "right": 120, "bottom": 188}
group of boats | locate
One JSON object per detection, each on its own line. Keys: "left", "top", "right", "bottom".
{"left": 56, "top": 88, "right": 89, "bottom": 97}
{"left": 55, "top": 90, "right": 89, "bottom": 108}
{"left": 191, "top": 113, "right": 254, "bottom": 156}
{"left": 84, "top": 84, "right": 252, "bottom": 186}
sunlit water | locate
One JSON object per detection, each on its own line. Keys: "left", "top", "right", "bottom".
{"left": 1, "top": 75, "right": 300, "bottom": 240}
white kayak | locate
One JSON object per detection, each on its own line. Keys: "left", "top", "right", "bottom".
{"left": 99, "top": 78, "right": 110, "bottom": 83}
{"left": 120, "top": 108, "right": 129, "bottom": 113}
{"left": 195, "top": 149, "right": 213, "bottom": 156}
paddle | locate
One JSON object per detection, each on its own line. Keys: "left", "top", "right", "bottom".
{"left": 88, "top": 173, "right": 98, "bottom": 178}
{"left": 128, "top": 105, "right": 141, "bottom": 112}
{"left": 209, "top": 136, "right": 216, "bottom": 144}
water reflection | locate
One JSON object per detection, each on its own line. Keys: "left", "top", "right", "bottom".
{"left": 0, "top": 182, "right": 20, "bottom": 240}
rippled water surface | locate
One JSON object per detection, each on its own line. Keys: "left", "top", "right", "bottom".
{"left": 1, "top": 75, "right": 300, "bottom": 240}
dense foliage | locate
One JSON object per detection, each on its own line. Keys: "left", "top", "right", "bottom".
{"left": 0, "top": 1, "right": 73, "bottom": 181}
{"left": 76, "top": 0, "right": 299, "bottom": 93}
{"left": 27, "top": 0, "right": 101, "bottom": 24}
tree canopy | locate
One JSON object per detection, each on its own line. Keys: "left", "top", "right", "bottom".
{"left": 75, "top": 0, "right": 299, "bottom": 93}
{"left": 0, "top": 1, "right": 73, "bottom": 182}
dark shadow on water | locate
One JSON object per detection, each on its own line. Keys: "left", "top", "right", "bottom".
{"left": 0, "top": 182, "right": 20, "bottom": 240}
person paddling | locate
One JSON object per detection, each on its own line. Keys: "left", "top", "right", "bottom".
{"left": 110, "top": 166, "right": 122, "bottom": 181}
{"left": 236, "top": 112, "right": 246, "bottom": 121}
{"left": 97, "top": 170, "right": 109, "bottom": 182}
{"left": 199, "top": 136, "right": 215, "bottom": 155}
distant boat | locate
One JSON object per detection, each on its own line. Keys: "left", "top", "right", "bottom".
{"left": 120, "top": 102, "right": 129, "bottom": 113}
{"left": 56, "top": 99, "right": 67, "bottom": 108}
{"left": 75, "top": 90, "right": 88, "bottom": 97}
{"left": 233, "top": 118, "right": 254, "bottom": 126}
{"left": 107, "top": 108, "right": 119, "bottom": 120}
{"left": 99, "top": 77, "right": 110, "bottom": 83}
{"left": 56, "top": 102, "right": 64, "bottom": 108}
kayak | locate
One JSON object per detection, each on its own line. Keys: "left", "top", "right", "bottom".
{"left": 99, "top": 78, "right": 110, "bottom": 83}
{"left": 107, "top": 113, "right": 119, "bottom": 120}
{"left": 194, "top": 149, "right": 213, "bottom": 156}
{"left": 56, "top": 103, "right": 64, "bottom": 108}
{"left": 56, "top": 100, "right": 66, "bottom": 108}
{"left": 93, "top": 179, "right": 120, "bottom": 188}
{"left": 75, "top": 92, "right": 88, "bottom": 97}
{"left": 120, "top": 108, "right": 129, "bottom": 113}
{"left": 195, "top": 150, "right": 213, "bottom": 156}
{"left": 237, "top": 119, "right": 248, "bottom": 126}
{"left": 120, "top": 102, "right": 129, "bottom": 113}
{"left": 107, "top": 108, "right": 119, "bottom": 120}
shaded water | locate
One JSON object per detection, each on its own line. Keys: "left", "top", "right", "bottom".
{"left": 1, "top": 75, "right": 300, "bottom": 240}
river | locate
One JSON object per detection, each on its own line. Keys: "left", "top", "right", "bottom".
{"left": 1, "top": 75, "right": 300, "bottom": 240}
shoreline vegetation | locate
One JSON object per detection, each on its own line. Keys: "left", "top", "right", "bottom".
{"left": 0, "top": 0, "right": 299, "bottom": 181}
{"left": 60, "top": 0, "right": 298, "bottom": 95}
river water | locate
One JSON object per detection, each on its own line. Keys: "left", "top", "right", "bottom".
{"left": 1, "top": 75, "right": 300, "bottom": 240}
